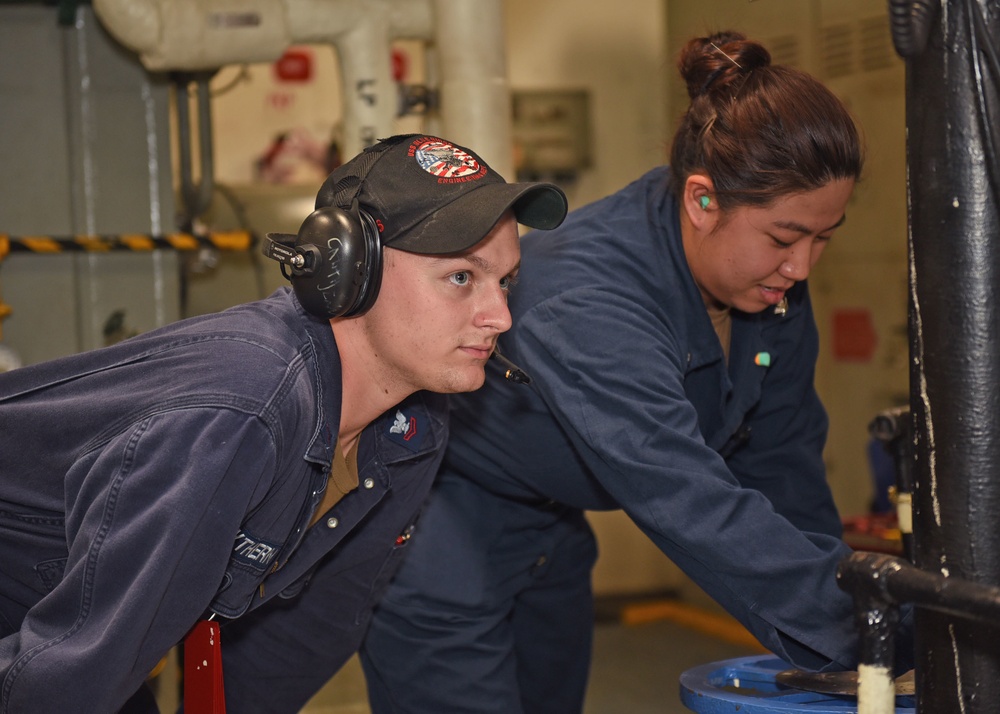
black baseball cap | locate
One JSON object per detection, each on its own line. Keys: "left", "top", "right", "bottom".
{"left": 315, "top": 134, "right": 568, "bottom": 254}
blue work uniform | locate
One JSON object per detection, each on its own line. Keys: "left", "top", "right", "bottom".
{"left": 360, "top": 167, "right": 872, "bottom": 713}
{"left": 0, "top": 288, "right": 446, "bottom": 713}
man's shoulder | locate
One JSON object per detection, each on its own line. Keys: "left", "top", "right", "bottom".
{"left": 135, "top": 290, "right": 322, "bottom": 370}
{"left": 95, "top": 292, "right": 330, "bottom": 412}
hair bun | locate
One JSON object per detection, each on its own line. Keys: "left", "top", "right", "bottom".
{"left": 679, "top": 31, "right": 772, "bottom": 99}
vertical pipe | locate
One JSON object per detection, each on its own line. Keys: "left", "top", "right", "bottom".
{"left": 904, "top": 0, "right": 1000, "bottom": 710}
{"left": 334, "top": 5, "right": 398, "bottom": 157}
{"left": 286, "top": 0, "right": 435, "bottom": 159}
{"left": 837, "top": 553, "right": 900, "bottom": 714}
{"left": 432, "top": 0, "right": 514, "bottom": 179}
{"left": 869, "top": 406, "right": 915, "bottom": 560}
{"left": 63, "top": 7, "right": 96, "bottom": 355}
{"left": 172, "top": 74, "right": 216, "bottom": 224}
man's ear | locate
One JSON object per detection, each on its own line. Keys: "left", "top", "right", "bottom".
{"left": 683, "top": 174, "right": 717, "bottom": 231}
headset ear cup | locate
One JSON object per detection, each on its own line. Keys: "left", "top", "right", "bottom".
{"left": 345, "top": 209, "right": 382, "bottom": 316}
{"left": 288, "top": 206, "right": 382, "bottom": 318}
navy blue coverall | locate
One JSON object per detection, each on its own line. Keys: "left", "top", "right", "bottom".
{"left": 360, "top": 167, "right": 879, "bottom": 713}
{"left": 0, "top": 288, "right": 446, "bottom": 713}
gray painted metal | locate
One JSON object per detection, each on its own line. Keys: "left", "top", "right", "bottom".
{"left": 0, "top": 6, "right": 179, "bottom": 365}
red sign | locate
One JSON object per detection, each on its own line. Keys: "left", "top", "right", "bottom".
{"left": 831, "top": 308, "right": 878, "bottom": 362}
{"left": 275, "top": 48, "right": 313, "bottom": 82}
{"left": 392, "top": 47, "right": 409, "bottom": 82}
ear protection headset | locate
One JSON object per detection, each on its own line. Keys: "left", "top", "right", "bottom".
{"left": 261, "top": 141, "right": 394, "bottom": 319}
{"left": 262, "top": 200, "right": 381, "bottom": 319}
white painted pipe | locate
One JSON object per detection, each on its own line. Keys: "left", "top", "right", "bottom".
{"left": 431, "top": 0, "right": 513, "bottom": 179}
{"left": 92, "top": 0, "right": 291, "bottom": 70}
{"left": 285, "top": 0, "right": 435, "bottom": 157}
{"left": 92, "top": 0, "right": 513, "bottom": 169}
{"left": 285, "top": 0, "right": 433, "bottom": 42}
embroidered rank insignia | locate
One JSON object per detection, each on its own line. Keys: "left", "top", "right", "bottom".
{"left": 386, "top": 408, "right": 425, "bottom": 451}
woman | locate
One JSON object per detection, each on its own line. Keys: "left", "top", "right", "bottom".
{"left": 361, "top": 31, "right": 904, "bottom": 713}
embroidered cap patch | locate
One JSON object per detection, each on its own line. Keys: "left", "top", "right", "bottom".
{"left": 412, "top": 139, "right": 486, "bottom": 182}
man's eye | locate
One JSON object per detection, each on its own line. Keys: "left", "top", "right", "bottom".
{"left": 450, "top": 272, "right": 470, "bottom": 286}
{"left": 499, "top": 276, "right": 511, "bottom": 291}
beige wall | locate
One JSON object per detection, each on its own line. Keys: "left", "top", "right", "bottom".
{"left": 505, "top": 0, "right": 669, "bottom": 209}
{"left": 504, "top": 0, "right": 682, "bottom": 596}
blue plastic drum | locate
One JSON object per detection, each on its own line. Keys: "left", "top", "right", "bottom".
{"left": 679, "top": 656, "right": 916, "bottom": 713}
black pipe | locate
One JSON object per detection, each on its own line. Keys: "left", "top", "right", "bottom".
{"left": 896, "top": 0, "right": 1000, "bottom": 710}
{"left": 888, "top": 0, "right": 938, "bottom": 58}
{"left": 840, "top": 552, "right": 1000, "bottom": 626}
{"left": 836, "top": 553, "right": 900, "bottom": 689}
{"left": 838, "top": 551, "right": 1000, "bottom": 709}
{"left": 868, "top": 406, "right": 914, "bottom": 560}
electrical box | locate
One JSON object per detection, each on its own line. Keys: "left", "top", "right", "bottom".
{"left": 511, "top": 89, "right": 592, "bottom": 181}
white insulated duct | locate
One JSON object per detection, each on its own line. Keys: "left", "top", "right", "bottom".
{"left": 91, "top": 0, "right": 513, "bottom": 171}
{"left": 431, "top": 0, "right": 513, "bottom": 179}
{"left": 92, "top": 0, "right": 292, "bottom": 70}
{"left": 284, "top": 0, "right": 434, "bottom": 157}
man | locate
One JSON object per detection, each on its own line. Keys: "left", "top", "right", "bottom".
{"left": 0, "top": 134, "right": 567, "bottom": 713}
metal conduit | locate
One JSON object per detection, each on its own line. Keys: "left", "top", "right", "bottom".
{"left": 172, "top": 72, "right": 216, "bottom": 227}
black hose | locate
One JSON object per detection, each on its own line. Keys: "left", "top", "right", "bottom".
{"left": 888, "top": 0, "right": 939, "bottom": 58}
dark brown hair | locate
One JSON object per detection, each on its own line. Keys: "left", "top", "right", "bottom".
{"left": 669, "top": 31, "right": 863, "bottom": 209}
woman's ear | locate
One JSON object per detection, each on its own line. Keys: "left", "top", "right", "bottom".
{"left": 683, "top": 174, "right": 717, "bottom": 231}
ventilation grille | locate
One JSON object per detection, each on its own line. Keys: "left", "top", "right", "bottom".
{"left": 666, "top": 16, "right": 899, "bottom": 124}
{"left": 859, "top": 16, "right": 896, "bottom": 72}
{"left": 766, "top": 34, "right": 802, "bottom": 69}
{"left": 820, "top": 15, "right": 900, "bottom": 79}
{"left": 821, "top": 23, "right": 854, "bottom": 79}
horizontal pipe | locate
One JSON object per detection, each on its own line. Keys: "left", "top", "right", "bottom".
{"left": 839, "top": 551, "right": 1000, "bottom": 623}
{"left": 838, "top": 549, "right": 1000, "bottom": 712}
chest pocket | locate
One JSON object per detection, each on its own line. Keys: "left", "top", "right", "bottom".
{"left": 209, "top": 463, "right": 327, "bottom": 619}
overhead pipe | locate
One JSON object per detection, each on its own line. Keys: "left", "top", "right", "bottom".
{"left": 91, "top": 0, "right": 291, "bottom": 70}
{"left": 285, "top": 0, "right": 435, "bottom": 157}
{"left": 92, "top": 0, "right": 513, "bottom": 166}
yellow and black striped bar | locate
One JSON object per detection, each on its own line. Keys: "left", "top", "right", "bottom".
{"left": 0, "top": 300, "right": 11, "bottom": 342}
{"left": 0, "top": 231, "right": 252, "bottom": 258}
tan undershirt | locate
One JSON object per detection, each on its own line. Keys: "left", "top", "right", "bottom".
{"left": 308, "top": 441, "right": 359, "bottom": 527}
{"left": 708, "top": 304, "right": 732, "bottom": 364}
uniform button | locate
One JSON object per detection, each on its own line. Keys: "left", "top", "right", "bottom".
{"left": 326, "top": 517, "right": 339, "bottom": 529}
{"left": 363, "top": 478, "right": 375, "bottom": 489}
{"left": 536, "top": 555, "right": 548, "bottom": 567}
